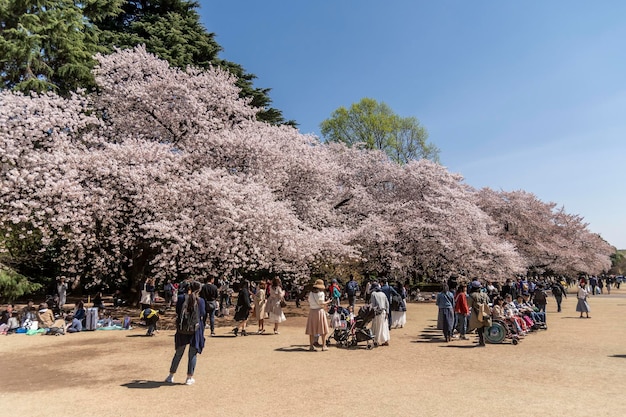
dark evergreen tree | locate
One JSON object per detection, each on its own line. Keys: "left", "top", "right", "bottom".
{"left": 98, "top": 0, "right": 293, "bottom": 126}
{"left": 0, "top": 0, "right": 123, "bottom": 95}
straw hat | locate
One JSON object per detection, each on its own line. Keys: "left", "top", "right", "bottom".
{"left": 312, "top": 279, "right": 325, "bottom": 290}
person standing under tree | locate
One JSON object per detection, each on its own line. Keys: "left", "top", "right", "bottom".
{"left": 436, "top": 284, "right": 455, "bottom": 342}
{"left": 576, "top": 279, "right": 591, "bottom": 319}
{"left": 467, "top": 280, "right": 491, "bottom": 347}
{"left": 551, "top": 280, "right": 567, "bottom": 312}
{"left": 165, "top": 281, "right": 205, "bottom": 386}
{"left": 267, "top": 277, "right": 287, "bottom": 334}
{"left": 305, "top": 279, "right": 331, "bottom": 351}
{"left": 233, "top": 280, "right": 252, "bottom": 336}
{"left": 254, "top": 281, "right": 268, "bottom": 334}
{"left": 57, "top": 278, "right": 68, "bottom": 310}
{"left": 345, "top": 276, "right": 360, "bottom": 309}
{"left": 454, "top": 283, "right": 470, "bottom": 340}
{"left": 200, "top": 277, "right": 218, "bottom": 336}
{"left": 369, "top": 282, "right": 390, "bottom": 346}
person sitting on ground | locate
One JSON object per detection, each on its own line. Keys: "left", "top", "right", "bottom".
{"left": 1, "top": 304, "right": 20, "bottom": 334}
{"left": 19, "top": 300, "right": 37, "bottom": 327}
{"left": 36, "top": 303, "right": 66, "bottom": 333}
{"left": 64, "top": 313, "right": 83, "bottom": 333}
{"left": 73, "top": 300, "right": 86, "bottom": 324}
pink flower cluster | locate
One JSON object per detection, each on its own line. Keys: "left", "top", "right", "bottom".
{"left": 0, "top": 46, "right": 613, "bottom": 288}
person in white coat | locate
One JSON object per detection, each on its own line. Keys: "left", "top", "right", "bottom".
{"left": 369, "top": 282, "right": 390, "bottom": 346}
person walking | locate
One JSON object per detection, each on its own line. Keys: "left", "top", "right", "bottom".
{"left": 381, "top": 279, "right": 400, "bottom": 330}
{"left": 200, "top": 277, "right": 218, "bottom": 336}
{"left": 436, "top": 284, "right": 455, "bottom": 342}
{"left": 254, "top": 281, "right": 268, "bottom": 334}
{"left": 306, "top": 279, "right": 331, "bottom": 351}
{"left": 370, "top": 282, "right": 390, "bottom": 346}
{"left": 467, "top": 280, "right": 491, "bottom": 347}
{"left": 551, "top": 280, "right": 567, "bottom": 312}
{"left": 329, "top": 279, "right": 342, "bottom": 306}
{"left": 576, "top": 280, "right": 591, "bottom": 318}
{"left": 233, "top": 280, "right": 252, "bottom": 336}
{"left": 345, "top": 276, "right": 360, "bottom": 309}
{"left": 165, "top": 281, "right": 205, "bottom": 386}
{"left": 163, "top": 279, "right": 175, "bottom": 309}
{"left": 390, "top": 281, "right": 407, "bottom": 329}
{"left": 454, "top": 283, "right": 470, "bottom": 340}
{"left": 267, "top": 277, "right": 287, "bottom": 334}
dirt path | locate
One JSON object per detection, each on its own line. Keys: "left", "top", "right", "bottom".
{"left": 2, "top": 289, "right": 625, "bottom": 417}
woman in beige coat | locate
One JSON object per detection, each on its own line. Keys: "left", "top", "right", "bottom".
{"left": 254, "top": 281, "right": 268, "bottom": 334}
{"left": 467, "top": 280, "right": 492, "bottom": 347}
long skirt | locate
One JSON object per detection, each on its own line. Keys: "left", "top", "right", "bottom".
{"left": 391, "top": 311, "right": 406, "bottom": 328}
{"left": 438, "top": 308, "right": 454, "bottom": 337}
{"left": 576, "top": 298, "right": 590, "bottom": 313}
{"left": 305, "top": 309, "right": 330, "bottom": 336}
{"left": 371, "top": 311, "right": 390, "bottom": 345}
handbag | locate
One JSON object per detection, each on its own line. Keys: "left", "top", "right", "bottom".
{"left": 279, "top": 298, "right": 287, "bottom": 308}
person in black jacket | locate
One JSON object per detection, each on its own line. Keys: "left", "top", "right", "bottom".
{"left": 233, "top": 280, "right": 252, "bottom": 336}
{"left": 200, "top": 277, "right": 219, "bottom": 336}
{"left": 551, "top": 280, "right": 567, "bottom": 312}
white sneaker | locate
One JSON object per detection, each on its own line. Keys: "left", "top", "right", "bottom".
{"left": 165, "top": 375, "right": 174, "bottom": 383}
{"left": 185, "top": 377, "right": 195, "bottom": 385}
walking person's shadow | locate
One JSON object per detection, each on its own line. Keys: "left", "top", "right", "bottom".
{"left": 121, "top": 380, "right": 173, "bottom": 389}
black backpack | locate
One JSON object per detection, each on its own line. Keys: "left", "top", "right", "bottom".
{"left": 552, "top": 285, "right": 562, "bottom": 297}
{"left": 177, "top": 295, "right": 200, "bottom": 335}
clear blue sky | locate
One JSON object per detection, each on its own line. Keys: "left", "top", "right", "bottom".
{"left": 199, "top": 1, "right": 626, "bottom": 249}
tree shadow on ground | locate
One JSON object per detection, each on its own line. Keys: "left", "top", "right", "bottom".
{"left": 121, "top": 380, "right": 172, "bottom": 389}
{"left": 609, "top": 354, "right": 626, "bottom": 359}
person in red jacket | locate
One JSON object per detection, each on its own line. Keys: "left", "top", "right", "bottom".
{"left": 454, "top": 283, "right": 470, "bottom": 340}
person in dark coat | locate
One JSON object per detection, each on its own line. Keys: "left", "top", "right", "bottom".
{"left": 165, "top": 281, "right": 205, "bottom": 386}
{"left": 233, "top": 280, "right": 252, "bottom": 336}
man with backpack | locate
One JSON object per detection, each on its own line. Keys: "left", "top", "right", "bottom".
{"left": 345, "top": 276, "right": 360, "bottom": 309}
{"left": 551, "top": 280, "right": 567, "bottom": 312}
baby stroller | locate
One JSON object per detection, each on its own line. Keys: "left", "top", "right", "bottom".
{"left": 328, "top": 306, "right": 352, "bottom": 346}
{"left": 484, "top": 319, "right": 521, "bottom": 345}
{"left": 329, "top": 305, "right": 377, "bottom": 349}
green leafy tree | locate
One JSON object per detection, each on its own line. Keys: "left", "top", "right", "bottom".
{"left": 610, "top": 250, "right": 626, "bottom": 275}
{"left": 0, "top": 264, "right": 42, "bottom": 302}
{"left": 0, "top": 0, "right": 123, "bottom": 95}
{"left": 98, "top": 0, "right": 293, "bottom": 125}
{"left": 320, "top": 98, "right": 439, "bottom": 164}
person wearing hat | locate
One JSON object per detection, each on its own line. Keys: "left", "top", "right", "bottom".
{"left": 306, "top": 279, "right": 331, "bottom": 351}
{"left": 467, "top": 280, "right": 491, "bottom": 347}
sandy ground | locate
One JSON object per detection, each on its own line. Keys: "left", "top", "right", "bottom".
{"left": 1, "top": 289, "right": 626, "bottom": 417}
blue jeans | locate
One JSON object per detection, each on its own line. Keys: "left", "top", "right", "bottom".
{"left": 205, "top": 302, "right": 216, "bottom": 333}
{"left": 169, "top": 345, "right": 198, "bottom": 376}
{"left": 455, "top": 313, "right": 467, "bottom": 336}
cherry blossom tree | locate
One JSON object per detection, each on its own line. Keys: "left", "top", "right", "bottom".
{"left": 475, "top": 188, "right": 613, "bottom": 276}
{"left": 0, "top": 46, "right": 613, "bottom": 295}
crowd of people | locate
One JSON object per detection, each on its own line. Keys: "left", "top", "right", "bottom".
{"left": 0, "top": 272, "right": 615, "bottom": 387}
